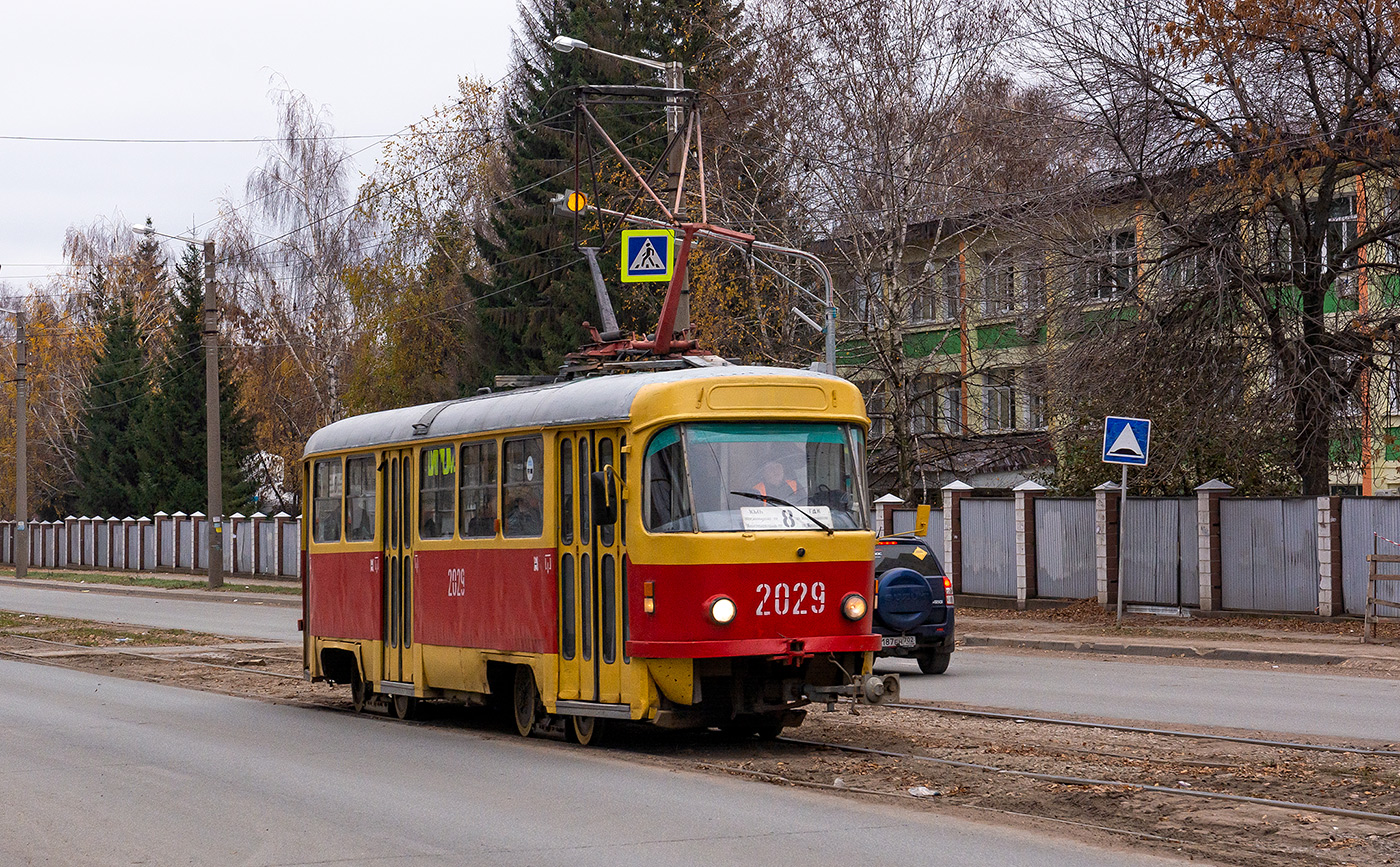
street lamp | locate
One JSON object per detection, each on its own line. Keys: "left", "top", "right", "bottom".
{"left": 132, "top": 225, "right": 224, "bottom": 589}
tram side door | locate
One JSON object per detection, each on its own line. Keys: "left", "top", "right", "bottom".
{"left": 557, "top": 430, "right": 628, "bottom": 709}
{"left": 591, "top": 429, "right": 626, "bottom": 705}
{"left": 383, "top": 447, "right": 414, "bottom": 685}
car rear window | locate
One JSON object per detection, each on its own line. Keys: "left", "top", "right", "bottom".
{"left": 875, "top": 541, "right": 945, "bottom": 578}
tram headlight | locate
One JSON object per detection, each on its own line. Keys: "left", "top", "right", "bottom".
{"left": 707, "top": 595, "right": 737, "bottom": 625}
{"left": 840, "top": 593, "right": 868, "bottom": 621}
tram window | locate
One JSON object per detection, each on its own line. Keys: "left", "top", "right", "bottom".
{"left": 598, "top": 438, "right": 616, "bottom": 547}
{"left": 419, "top": 445, "right": 456, "bottom": 539}
{"left": 345, "top": 455, "right": 376, "bottom": 542}
{"left": 601, "top": 554, "right": 616, "bottom": 664}
{"left": 459, "top": 441, "right": 497, "bottom": 538}
{"left": 560, "top": 553, "right": 576, "bottom": 660}
{"left": 645, "top": 422, "right": 870, "bottom": 532}
{"left": 643, "top": 428, "right": 692, "bottom": 532}
{"left": 559, "top": 439, "right": 573, "bottom": 545}
{"left": 578, "top": 437, "right": 591, "bottom": 540}
{"left": 503, "top": 436, "right": 544, "bottom": 538}
{"left": 312, "top": 458, "right": 343, "bottom": 543}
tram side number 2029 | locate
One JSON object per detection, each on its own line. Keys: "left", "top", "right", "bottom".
{"left": 755, "top": 581, "right": 826, "bottom": 616}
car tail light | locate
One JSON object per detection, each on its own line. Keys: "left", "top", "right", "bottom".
{"left": 943, "top": 575, "right": 954, "bottom": 604}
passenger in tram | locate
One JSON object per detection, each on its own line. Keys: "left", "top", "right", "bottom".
{"left": 466, "top": 495, "right": 496, "bottom": 537}
{"left": 506, "top": 490, "right": 543, "bottom": 536}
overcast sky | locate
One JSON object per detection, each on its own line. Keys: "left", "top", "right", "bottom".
{"left": 0, "top": 1, "right": 519, "bottom": 287}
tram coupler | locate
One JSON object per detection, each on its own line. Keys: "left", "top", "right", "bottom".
{"left": 805, "top": 674, "right": 899, "bottom": 713}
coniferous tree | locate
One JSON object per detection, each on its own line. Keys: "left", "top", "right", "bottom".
{"left": 479, "top": 0, "right": 748, "bottom": 379}
{"left": 74, "top": 273, "right": 150, "bottom": 519}
{"left": 138, "top": 246, "right": 258, "bottom": 515}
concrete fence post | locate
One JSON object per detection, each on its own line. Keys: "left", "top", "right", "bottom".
{"left": 1316, "top": 496, "right": 1343, "bottom": 616}
{"left": 251, "top": 512, "right": 267, "bottom": 576}
{"left": 1094, "top": 482, "right": 1120, "bottom": 606}
{"left": 64, "top": 516, "right": 76, "bottom": 568}
{"left": 1013, "top": 481, "right": 1047, "bottom": 610}
{"left": 941, "top": 481, "right": 974, "bottom": 594}
{"left": 1195, "top": 479, "right": 1234, "bottom": 611}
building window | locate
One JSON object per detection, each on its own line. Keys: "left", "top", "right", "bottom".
{"left": 911, "top": 374, "right": 937, "bottom": 434}
{"left": 940, "top": 259, "right": 960, "bottom": 320}
{"left": 983, "top": 369, "right": 1016, "bottom": 432}
{"left": 909, "top": 261, "right": 936, "bottom": 323}
{"left": 863, "top": 382, "right": 887, "bottom": 439}
{"left": 849, "top": 272, "right": 880, "bottom": 326}
{"left": 1024, "top": 367, "right": 1047, "bottom": 430}
{"left": 1389, "top": 350, "right": 1400, "bottom": 416}
{"left": 1326, "top": 195, "right": 1359, "bottom": 298}
{"left": 940, "top": 378, "right": 963, "bottom": 433}
{"left": 1081, "top": 230, "right": 1136, "bottom": 301}
{"left": 982, "top": 252, "right": 1016, "bottom": 315}
{"left": 1020, "top": 256, "right": 1047, "bottom": 310}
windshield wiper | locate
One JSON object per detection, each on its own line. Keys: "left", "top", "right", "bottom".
{"left": 729, "top": 490, "right": 834, "bottom": 535}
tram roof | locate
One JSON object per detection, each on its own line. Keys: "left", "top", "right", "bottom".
{"left": 303, "top": 365, "right": 846, "bottom": 457}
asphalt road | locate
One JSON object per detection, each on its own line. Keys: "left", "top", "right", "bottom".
{"left": 0, "top": 659, "right": 1188, "bottom": 867}
{"left": 0, "top": 582, "right": 298, "bottom": 642}
{"left": 4, "top": 582, "right": 1394, "bottom": 743}
{"left": 878, "top": 649, "right": 1400, "bottom": 742}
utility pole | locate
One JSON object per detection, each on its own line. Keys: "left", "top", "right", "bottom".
{"left": 664, "top": 61, "right": 690, "bottom": 334}
{"left": 203, "top": 239, "right": 223, "bottom": 589}
{"left": 14, "top": 309, "right": 26, "bottom": 580}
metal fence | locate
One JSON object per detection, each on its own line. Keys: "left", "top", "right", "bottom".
{"left": 1341, "top": 497, "right": 1400, "bottom": 615}
{"left": 1122, "top": 498, "right": 1198, "bottom": 607}
{"left": 961, "top": 498, "right": 1016, "bottom": 596}
{"left": 1035, "top": 498, "right": 1097, "bottom": 599}
{"left": 1219, "top": 498, "right": 1318, "bottom": 612}
{"left": 0, "top": 512, "right": 301, "bottom": 580}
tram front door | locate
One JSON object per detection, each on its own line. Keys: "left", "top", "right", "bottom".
{"left": 556, "top": 430, "right": 626, "bottom": 710}
{"left": 382, "top": 447, "right": 414, "bottom": 690}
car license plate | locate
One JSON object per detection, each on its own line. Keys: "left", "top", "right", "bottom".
{"left": 881, "top": 635, "right": 917, "bottom": 648}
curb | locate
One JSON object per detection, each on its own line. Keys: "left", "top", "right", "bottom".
{"left": 0, "top": 576, "right": 302, "bottom": 609}
{"left": 961, "top": 634, "right": 1364, "bottom": 666}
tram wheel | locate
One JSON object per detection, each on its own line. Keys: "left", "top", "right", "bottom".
{"left": 565, "top": 715, "right": 602, "bottom": 746}
{"left": 512, "top": 666, "right": 539, "bottom": 737}
{"left": 349, "top": 673, "right": 367, "bottom": 713}
{"left": 391, "top": 694, "right": 417, "bottom": 720}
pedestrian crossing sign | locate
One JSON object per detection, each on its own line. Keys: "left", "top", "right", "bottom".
{"left": 1102, "top": 416, "right": 1151, "bottom": 466}
{"left": 621, "top": 229, "right": 675, "bottom": 283}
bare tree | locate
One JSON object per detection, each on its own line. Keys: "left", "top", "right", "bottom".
{"left": 220, "top": 85, "right": 368, "bottom": 500}
{"left": 754, "top": 0, "right": 1083, "bottom": 499}
{"left": 1026, "top": 0, "right": 1400, "bottom": 495}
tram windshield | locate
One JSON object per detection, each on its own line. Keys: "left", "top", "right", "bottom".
{"left": 644, "top": 422, "right": 869, "bottom": 533}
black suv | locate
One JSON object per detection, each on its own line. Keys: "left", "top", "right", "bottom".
{"left": 872, "top": 534, "right": 955, "bottom": 674}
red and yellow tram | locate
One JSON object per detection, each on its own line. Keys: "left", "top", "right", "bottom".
{"left": 301, "top": 365, "right": 895, "bottom": 742}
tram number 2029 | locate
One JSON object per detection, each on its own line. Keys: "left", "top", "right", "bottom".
{"left": 447, "top": 568, "right": 467, "bottom": 597}
{"left": 755, "top": 582, "right": 826, "bottom": 616}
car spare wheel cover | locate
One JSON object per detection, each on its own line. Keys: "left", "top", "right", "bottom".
{"left": 875, "top": 567, "right": 936, "bottom": 631}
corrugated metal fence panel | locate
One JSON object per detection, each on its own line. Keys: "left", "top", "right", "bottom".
{"left": 1220, "top": 499, "right": 1317, "bottom": 613}
{"left": 1121, "top": 499, "right": 1198, "bottom": 606}
{"left": 281, "top": 522, "right": 299, "bottom": 577}
{"left": 1340, "top": 497, "right": 1400, "bottom": 616}
{"left": 961, "top": 498, "right": 1016, "bottom": 596}
{"left": 1034, "top": 498, "right": 1096, "bottom": 598}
